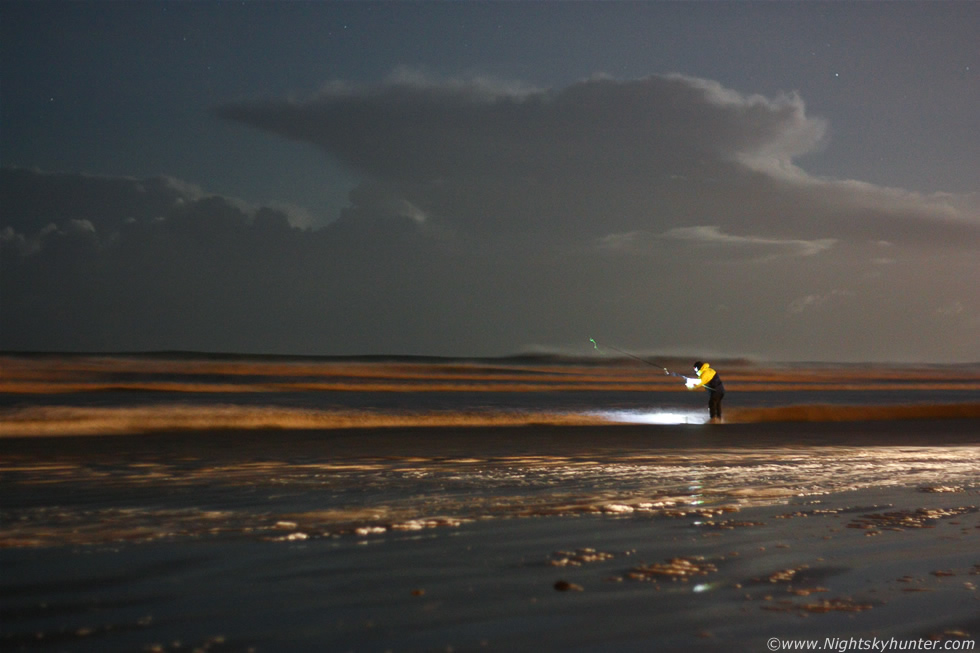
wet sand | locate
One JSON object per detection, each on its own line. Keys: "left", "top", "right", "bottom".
{"left": 1, "top": 484, "right": 978, "bottom": 652}
{"left": 2, "top": 420, "right": 979, "bottom": 651}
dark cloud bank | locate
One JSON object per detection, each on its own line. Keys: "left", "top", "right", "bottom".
{"left": 3, "top": 75, "right": 977, "bottom": 361}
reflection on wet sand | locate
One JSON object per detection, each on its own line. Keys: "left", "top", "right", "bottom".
{"left": 3, "top": 441, "right": 977, "bottom": 548}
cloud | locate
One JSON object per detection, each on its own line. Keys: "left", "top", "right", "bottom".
{"left": 0, "top": 167, "right": 497, "bottom": 355}
{"left": 787, "top": 289, "right": 856, "bottom": 315}
{"left": 0, "top": 167, "right": 202, "bottom": 234}
{"left": 217, "top": 73, "right": 979, "bottom": 249}
{"left": 936, "top": 302, "right": 964, "bottom": 317}
{"left": 600, "top": 225, "right": 837, "bottom": 261}
{"left": 3, "top": 73, "right": 978, "bottom": 361}
{"left": 663, "top": 225, "right": 835, "bottom": 256}
{"left": 218, "top": 72, "right": 820, "bottom": 186}
{"left": 0, "top": 167, "right": 307, "bottom": 240}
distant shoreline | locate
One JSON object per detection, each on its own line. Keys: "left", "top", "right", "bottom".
{"left": 3, "top": 350, "right": 978, "bottom": 369}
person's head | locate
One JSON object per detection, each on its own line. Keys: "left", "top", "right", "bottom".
{"left": 693, "top": 361, "right": 703, "bottom": 372}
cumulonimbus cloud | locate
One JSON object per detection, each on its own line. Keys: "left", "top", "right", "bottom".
{"left": 2, "top": 72, "right": 977, "bottom": 361}
{"left": 217, "top": 72, "right": 979, "bottom": 248}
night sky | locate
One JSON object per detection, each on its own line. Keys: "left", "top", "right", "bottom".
{"left": 2, "top": 1, "right": 977, "bottom": 362}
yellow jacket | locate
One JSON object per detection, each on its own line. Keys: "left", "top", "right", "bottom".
{"left": 690, "top": 363, "right": 717, "bottom": 390}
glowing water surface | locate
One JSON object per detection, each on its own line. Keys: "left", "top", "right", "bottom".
{"left": 2, "top": 355, "right": 977, "bottom": 546}
{"left": 592, "top": 409, "right": 709, "bottom": 425}
{"left": 3, "top": 430, "right": 978, "bottom": 548}
{"left": 3, "top": 356, "right": 979, "bottom": 653}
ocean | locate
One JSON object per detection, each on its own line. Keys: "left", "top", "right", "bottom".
{"left": 1, "top": 354, "right": 978, "bottom": 651}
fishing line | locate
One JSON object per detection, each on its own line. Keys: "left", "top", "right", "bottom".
{"left": 589, "top": 337, "right": 719, "bottom": 391}
{"left": 588, "top": 338, "right": 677, "bottom": 376}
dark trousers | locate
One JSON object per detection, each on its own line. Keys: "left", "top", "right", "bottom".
{"left": 708, "top": 389, "right": 725, "bottom": 419}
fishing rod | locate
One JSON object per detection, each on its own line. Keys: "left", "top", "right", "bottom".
{"left": 589, "top": 337, "right": 720, "bottom": 391}
{"left": 589, "top": 338, "right": 681, "bottom": 377}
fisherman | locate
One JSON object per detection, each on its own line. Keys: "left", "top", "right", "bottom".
{"left": 686, "top": 361, "right": 725, "bottom": 421}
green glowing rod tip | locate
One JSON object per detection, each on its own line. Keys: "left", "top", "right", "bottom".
{"left": 590, "top": 338, "right": 598, "bottom": 350}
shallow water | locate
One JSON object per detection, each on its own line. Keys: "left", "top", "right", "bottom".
{"left": 1, "top": 355, "right": 978, "bottom": 650}
{"left": 3, "top": 423, "right": 979, "bottom": 549}
{"left": 3, "top": 481, "right": 979, "bottom": 652}
{"left": 2, "top": 355, "right": 978, "bottom": 432}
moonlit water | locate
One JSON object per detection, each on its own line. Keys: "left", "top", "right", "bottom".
{"left": 3, "top": 433, "right": 979, "bottom": 548}
{"left": 2, "top": 354, "right": 978, "bottom": 544}
{"left": 1, "top": 355, "right": 978, "bottom": 651}
{"left": 2, "top": 354, "right": 977, "bottom": 435}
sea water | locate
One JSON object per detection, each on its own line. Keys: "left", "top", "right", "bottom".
{"left": 1, "top": 354, "right": 978, "bottom": 651}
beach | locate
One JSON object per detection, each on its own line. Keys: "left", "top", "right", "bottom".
{"left": 1, "top": 355, "right": 978, "bottom": 651}
{"left": 5, "top": 3, "right": 979, "bottom": 650}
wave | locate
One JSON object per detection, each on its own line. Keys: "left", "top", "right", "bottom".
{"left": 0, "top": 405, "right": 610, "bottom": 436}
{"left": 2, "top": 402, "right": 977, "bottom": 437}
{"left": 726, "top": 403, "right": 980, "bottom": 423}
{"left": 3, "top": 354, "right": 978, "bottom": 394}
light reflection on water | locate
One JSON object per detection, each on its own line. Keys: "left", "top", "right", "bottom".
{"left": 589, "top": 409, "right": 709, "bottom": 425}
{"left": 2, "top": 443, "right": 977, "bottom": 548}
{"left": 2, "top": 357, "right": 978, "bottom": 651}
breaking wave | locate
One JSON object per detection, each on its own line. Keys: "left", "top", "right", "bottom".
{"left": 0, "top": 404, "right": 607, "bottom": 436}
{"left": 1, "top": 401, "right": 978, "bottom": 437}
{"left": 2, "top": 354, "right": 978, "bottom": 436}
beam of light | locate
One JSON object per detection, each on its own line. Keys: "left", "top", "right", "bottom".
{"left": 589, "top": 409, "right": 709, "bottom": 425}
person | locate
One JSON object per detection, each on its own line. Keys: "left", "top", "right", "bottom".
{"left": 685, "top": 361, "right": 725, "bottom": 421}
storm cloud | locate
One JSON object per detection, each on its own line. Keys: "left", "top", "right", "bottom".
{"left": 218, "top": 73, "right": 979, "bottom": 248}
{"left": 2, "top": 74, "right": 978, "bottom": 361}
